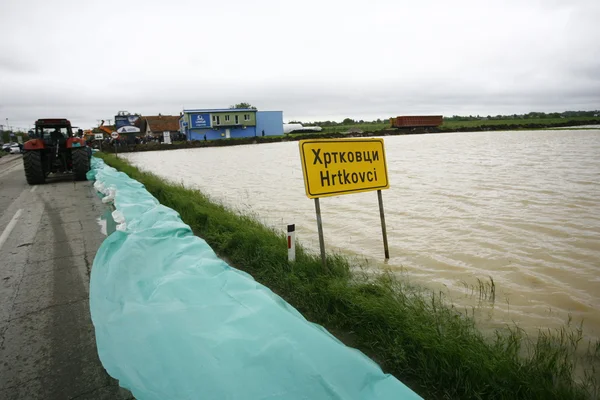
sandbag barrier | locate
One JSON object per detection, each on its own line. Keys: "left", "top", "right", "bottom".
{"left": 87, "top": 157, "right": 421, "bottom": 400}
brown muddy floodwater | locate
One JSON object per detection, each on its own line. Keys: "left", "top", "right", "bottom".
{"left": 124, "top": 129, "right": 600, "bottom": 339}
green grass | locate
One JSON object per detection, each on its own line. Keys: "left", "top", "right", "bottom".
{"left": 96, "top": 152, "right": 599, "bottom": 399}
{"left": 441, "top": 116, "right": 600, "bottom": 129}
{"left": 316, "top": 117, "right": 600, "bottom": 134}
{"left": 320, "top": 123, "right": 389, "bottom": 134}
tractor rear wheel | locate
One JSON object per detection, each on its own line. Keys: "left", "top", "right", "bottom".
{"left": 72, "top": 148, "right": 90, "bottom": 181}
{"left": 23, "top": 151, "right": 46, "bottom": 185}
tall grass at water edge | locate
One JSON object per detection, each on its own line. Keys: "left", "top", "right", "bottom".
{"left": 97, "top": 153, "right": 599, "bottom": 399}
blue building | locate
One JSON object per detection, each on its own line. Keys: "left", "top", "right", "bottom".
{"left": 179, "top": 108, "right": 284, "bottom": 141}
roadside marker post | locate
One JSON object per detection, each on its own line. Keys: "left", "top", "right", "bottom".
{"left": 287, "top": 224, "right": 296, "bottom": 262}
{"left": 298, "top": 138, "right": 390, "bottom": 268}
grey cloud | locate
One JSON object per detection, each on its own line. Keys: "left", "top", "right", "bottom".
{"left": 0, "top": 56, "right": 38, "bottom": 74}
{"left": 1, "top": 0, "right": 599, "bottom": 128}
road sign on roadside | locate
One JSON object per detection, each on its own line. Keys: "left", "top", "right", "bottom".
{"left": 298, "top": 138, "right": 389, "bottom": 198}
{"left": 95, "top": 133, "right": 104, "bottom": 140}
{"left": 111, "top": 132, "right": 118, "bottom": 139}
{"left": 298, "top": 138, "right": 391, "bottom": 267}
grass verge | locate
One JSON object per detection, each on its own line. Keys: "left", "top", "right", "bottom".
{"left": 96, "top": 152, "right": 599, "bottom": 399}
{"left": 318, "top": 117, "right": 600, "bottom": 134}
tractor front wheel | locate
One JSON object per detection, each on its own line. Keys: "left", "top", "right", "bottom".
{"left": 23, "top": 151, "right": 46, "bottom": 185}
{"left": 72, "top": 148, "right": 90, "bottom": 181}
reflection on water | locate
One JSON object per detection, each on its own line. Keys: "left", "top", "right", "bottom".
{"left": 124, "top": 129, "right": 600, "bottom": 339}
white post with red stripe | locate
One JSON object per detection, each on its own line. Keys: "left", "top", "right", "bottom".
{"left": 287, "top": 224, "right": 296, "bottom": 262}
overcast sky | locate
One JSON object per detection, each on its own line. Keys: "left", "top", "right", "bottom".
{"left": 1, "top": 0, "right": 599, "bottom": 130}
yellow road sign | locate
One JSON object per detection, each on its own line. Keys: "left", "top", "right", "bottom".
{"left": 298, "top": 138, "right": 389, "bottom": 198}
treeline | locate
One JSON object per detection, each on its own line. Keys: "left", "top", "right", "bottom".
{"left": 1, "top": 131, "right": 28, "bottom": 143}
{"left": 288, "top": 118, "right": 386, "bottom": 127}
{"left": 291, "top": 110, "right": 600, "bottom": 126}
{"left": 446, "top": 110, "right": 600, "bottom": 121}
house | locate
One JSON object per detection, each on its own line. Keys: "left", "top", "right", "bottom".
{"left": 179, "top": 108, "right": 284, "bottom": 140}
{"left": 142, "top": 114, "right": 181, "bottom": 138}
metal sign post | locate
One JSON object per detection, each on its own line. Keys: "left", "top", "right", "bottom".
{"left": 95, "top": 133, "right": 104, "bottom": 152}
{"left": 313, "top": 198, "right": 327, "bottom": 267}
{"left": 111, "top": 132, "right": 119, "bottom": 158}
{"left": 298, "top": 138, "right": 391, "bottom": 267}
{"left": 377, "top": 190, "right": 390, "bottom": 259}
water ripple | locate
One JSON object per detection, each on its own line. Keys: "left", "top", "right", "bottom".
{"left": 125, "top": 129, "right": 600, "bottom": 339}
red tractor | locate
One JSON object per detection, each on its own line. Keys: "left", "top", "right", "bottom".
{"left": 23, "top": 118, "right": 91, "bottom": 185}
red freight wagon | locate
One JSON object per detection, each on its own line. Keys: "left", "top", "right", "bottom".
{"left": 390, "top": 115, "right": 443, "bottom": 128}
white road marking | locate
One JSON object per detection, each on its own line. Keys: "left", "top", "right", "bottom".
{"left": 30, "top": 185, "right": 38, "bottom": 193}
{"left": 0, "top": 209, "right": 23, "bottom": 251}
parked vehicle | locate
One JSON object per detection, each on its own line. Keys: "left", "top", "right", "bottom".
{"left": 9, "top": 144, "right": 22, "bottom": 154}
{"left": 22, "top": 118, "right": 91, "bottom": 185}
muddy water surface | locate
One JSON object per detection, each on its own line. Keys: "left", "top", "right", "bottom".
{"left": 124, "top": 129, "right": 600, "bottom": 339}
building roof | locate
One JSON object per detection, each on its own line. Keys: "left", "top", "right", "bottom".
{"left": 144, "top": 115, "right": 181, "bottom": 132}
{"left": 183, "top": 108, "right": 257, "bottom": 113}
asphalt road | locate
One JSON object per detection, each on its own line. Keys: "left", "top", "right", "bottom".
{"left": 0, "top": 155, "right": 131, "bottom": 399}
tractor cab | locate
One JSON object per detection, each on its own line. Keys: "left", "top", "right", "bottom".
{"left": 22, "top": 119, "right": 91, "bottom": 185}
{"left": 34, "top": 120, "right": 72, "bottom": 147}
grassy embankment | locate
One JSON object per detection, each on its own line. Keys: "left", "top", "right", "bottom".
{"left": 441, "top": 116, "right": 600, "bottom": 129}
{"left": 97, "top": 152, "right": 599, "bottom": 400}
{"left": 319, "top": 116, "right": 600, "bottom": 134}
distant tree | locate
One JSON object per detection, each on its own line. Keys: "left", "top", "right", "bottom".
{"left": 230, "top": 102, "right": 257, "bottom": 110}
{"left": 342, "top": 118, "right": 355, "bottom": 125}
{"left": 376, "top": 118, "right": 382, "bottom": 123}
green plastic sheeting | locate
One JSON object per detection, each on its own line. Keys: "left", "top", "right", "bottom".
{"left": 88, "top": 157, "right": 421, "bottom": 400}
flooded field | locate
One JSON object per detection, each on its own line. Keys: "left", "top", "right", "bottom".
{"left": 124, "top": 129, "right": 600, "bottom": 339}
